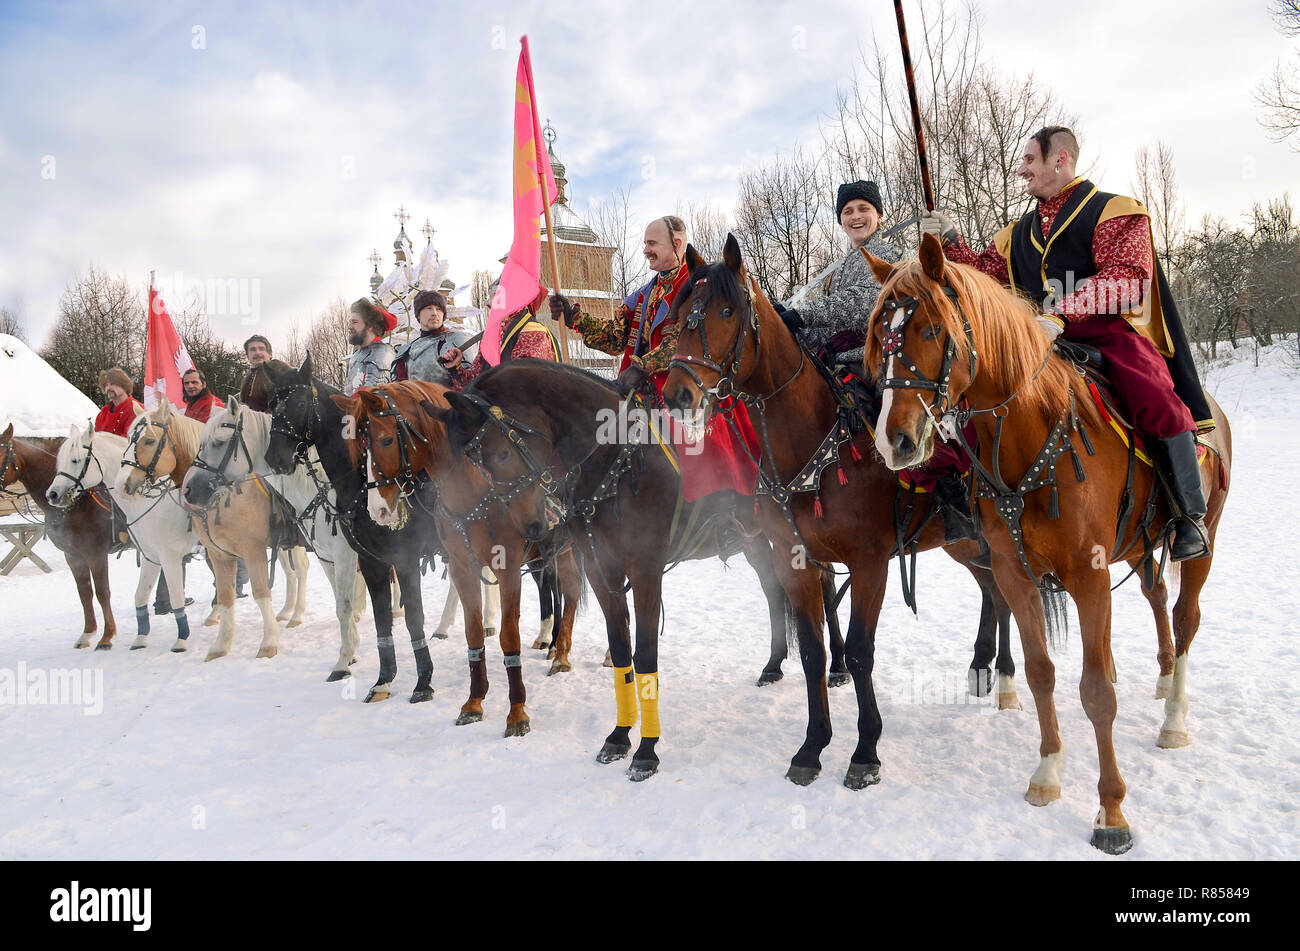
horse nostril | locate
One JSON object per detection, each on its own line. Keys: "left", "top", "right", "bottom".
{"left": 525, "top": 521, "right": 545, "bottom": 541}
{"left": 892, "top": 431, "right": 915, "bottom": 458}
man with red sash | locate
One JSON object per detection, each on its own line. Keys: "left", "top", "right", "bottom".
{"left": 549, "top": 215, "right": 759, "bottom": 501}
{"left": 922, "top": 126, "right": 1212, "bottom": 560}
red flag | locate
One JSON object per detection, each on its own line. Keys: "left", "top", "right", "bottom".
{"left": 483, "top": 35, "right": 557, "bottom": 366}
{"left": 144, "top": 275, "right": 194, "bottom": 410}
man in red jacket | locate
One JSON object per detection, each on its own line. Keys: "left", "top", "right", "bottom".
{"left": 182, "top": 368, "right": 224, "bottom": 423}
{"left": 93, "top": 367, "right": 143, "bottom": 436}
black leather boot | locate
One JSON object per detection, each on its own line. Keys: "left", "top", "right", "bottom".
{"left": 1152, "top": 431, "right": 1211, "bottom": 562}
{"left": 934, "top": 471, "right": 978, "bottom": 545}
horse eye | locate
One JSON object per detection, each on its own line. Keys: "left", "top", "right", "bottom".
{"left": 922, "top": 324, "right": 942, "bottom": 340}
{"left": 380, "top": 437, "right": 394, "bottom": 448}
{"left": 495, "top": 448, "right": 510, "bottom": 464}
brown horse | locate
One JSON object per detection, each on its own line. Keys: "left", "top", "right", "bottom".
{"left": 661, "top": 235, "right": 1017, "bottom": 790}
{"left": 864, "top": 234, "right": 1232, "bottom": 854}
{"left": 1, "top": 423, "right": 128, "bottom": 648}
{"left": 331, "top": 380, "right": 584, "bottom": 736}
{"left": 119, "top": 401, "right": 310, "bottom": 661}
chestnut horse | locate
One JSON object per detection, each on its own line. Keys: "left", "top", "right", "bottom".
{"left": 865, "top": 234, "right": 1232, "bottom": 854}
{"left": 661, "top": 235, "right": 1019, "bottom": 790}
{"left": 1, "top": 424, "right": 129, "bottom": 648}
{"left": 334, "top": 380, "right": 586, "bottom": 736}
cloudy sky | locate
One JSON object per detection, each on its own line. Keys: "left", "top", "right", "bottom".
{"left": 1, "top": 0, "right": 1294, "bottom": 349}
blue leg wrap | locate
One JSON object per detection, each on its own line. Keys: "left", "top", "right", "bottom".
{"left": 135, "top": 605, "right": 150, "bottom": 636}
{"left": 174, "top": 608, "right": 191, "bottom": 641}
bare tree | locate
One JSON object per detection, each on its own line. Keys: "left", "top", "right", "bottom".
{"left": 470, "top": 269, "right": 495, "bottom": 311}
{"left": 676, "top": 201, "right": 731, "bottom": 263}
{"left": 0, "top": 307, "right": 25, "bottom": 342}
{"left": 1257, "top": 0, "right": 1300, "bottom": 148}
{"left": 1131, "top": 141, "right": 1185, "bottom": 276}
{"left": 733, "top": 147, "right": 829, "bottom": 301}
{"left": 589, "top": 187, "right": 648, "bottom": 300}
{"left": 42, "top": 266, "right": 145, "bottom": 402}
{"left": 301, "top": 298, "right": 351, "bottom": 388}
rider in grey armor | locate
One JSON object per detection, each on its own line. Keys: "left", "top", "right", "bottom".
{"left": 345, "top": 298, "right": 397, "bottom": 394}
{"left": 391, "top": 290, "right": 469, "bottom": 386}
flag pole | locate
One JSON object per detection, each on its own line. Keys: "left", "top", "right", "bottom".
{"left": 537, "top": 172, "right": 570, "bottom": 365}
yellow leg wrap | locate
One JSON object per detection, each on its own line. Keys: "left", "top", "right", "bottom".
{"left": 614, "top": 665, "right": 638, "bottom": 728}
{"left": 636, "top": 671, "right": 660, "bottom": 739}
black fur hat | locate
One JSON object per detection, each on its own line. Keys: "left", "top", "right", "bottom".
{"left": 412, "top": 289, "right": 447, "bottom": 319}
{"left": 835, "top": 180, "right": 884, "bottom": 219}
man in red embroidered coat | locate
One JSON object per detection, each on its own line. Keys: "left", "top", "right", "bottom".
{"left": 93, "top": 367, "right": 143, "bottom": 437}
{"left": 549, "top": 215, "right": 759, "bottom": 501}
{"left": 921, "top": 126, "right": 1211, "bottom": 560}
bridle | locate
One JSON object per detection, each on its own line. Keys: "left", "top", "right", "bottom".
{"left": 121, "top": 414, "right": 174, "bottom": 494}
{"left": 268, "top": 382, "right": 323, "bottom": 466}
{"left": 456, "top": 391, "right": 571, "bottom": 510}
{"left": 875, "top": 285, "right": 977, "bottom": 421}
{"left": 361, "top": 391, "right": 431, "bottom": 498}
{"left": 188, "top": 410, "right": 257, "bottom": 493}
{"left": 52, "top": 432, "right": 106, "bottom": 509}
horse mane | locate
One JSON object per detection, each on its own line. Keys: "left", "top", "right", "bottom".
{"left": 866, "top": 258, "right": 1099, "bottom": 431}
{"left": 676, "top": 260, "right": 748, "bottom": 318}
{"left": 143, "top": 404, "right": 206, "bottom": 462}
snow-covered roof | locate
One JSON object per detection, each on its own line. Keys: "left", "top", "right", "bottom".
{"left": 0, "top": 334, "right": 100, "bottom": 438}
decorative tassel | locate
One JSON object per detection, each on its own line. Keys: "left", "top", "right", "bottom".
{"left": 1049, "top": 487, "right": 1059, "bottom": 520}
{"left": 813, "top": 496, "right": 824, "bottom": 518}
{"left": 849, "top": 445, "right": 863, "bottom": 462}
{"left": 837, "top": 467, "right": 848, "bottom": 486}
{"left": 1072, "top": 451, "right": 1086, "bottom": 482}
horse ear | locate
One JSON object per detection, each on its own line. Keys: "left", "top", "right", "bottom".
{"left": 684, "top": 243, "right": 706, "bottom": 273}
{"left": 327, "top": 394, "right": 354, "bottom": 414}
{"left": 418, "top": 399, "right": 447, "bottom": 425}
{"left": 1, "top": 422, "right": 12, "bottom": 441}
{"left": 299, "top": 352, "right": 313, "bottom": 381}
{"left": 155, "top": 396, "right": 171, "bottom": 418}
{"left": 861, "top": 249, "right": 895, "bottom": 285}
{"left": 723, "top": 233, "right": 743, "bottom": 272}
{"left": 919, "top": 231, "right": 947, "bottom": 283}
{"left": 227, "top": 394, "right": 241, "bottom": 413}
{"left": 439, "top": 391, "right": 486, "bottom": 454}
{"left": 356, "top": 390, "right": 386, "bottom": 414}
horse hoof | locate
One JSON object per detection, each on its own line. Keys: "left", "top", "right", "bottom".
{"left": 74, "top": 639, "right": 91, "bottom": 649}
{"left": 286, "top": 619, "right": 304, "bottom": 629}
{"left": 756, "top": 670, "right": 783, "bottom": 686}
{"left": 170, "top": 640, "right": 189, "bottom": 653}
{"left": 596, "top": 742, "right": 631, "bottom": 764}
{"left": 94, "top": 643, "right": 113, "bottom": 652}
{"left": 1154, "top": 676, "right": 1172, "bottom": 699}
{"left": 455, "top": 710, "right": 483, "bottom": 726}
{"left": 968, "top": 667, "right": 993, "bottom": 698}
{"left": 431, "top": 630, "right": 449, "bottom": 640}
{"left": 1157, "top": 729, "right": 1189, "bottom": 749}
{"left": 504, "top": 720, "right": 531, "bottom": 738}
{"left": 546, "top": 662, "right": 571, "bottom": 676}
{"left": 409, "top": 687, "right": 435, "bottom": 704}
{"left": 531, "top": 637, "right": 549, "bottom": 651}
{"left": 843, "top": 763, "right": 881, "bottom": 790}
{"left": 484, "top": 627, "right": 497, "bottom": 639}
{"left": 997, "top": 693, "right": 1022, "bottom": 711}
{"left": 1025, "top": 783, "right": 1061, "bottom": 807}
{"left": 204, "top": 651, "right": 228, "bottom": 662}
{"left": 785, "top": 765, "right": 820, "bottom": 786}
{"left": 364, "top": 688, "right": 391, "bottom": 703}
{"left": 256, "top": 647, "right": 278, "bottom": 659}
{"left": 326, "top": 669, "right": 350, "bottom": 682}
{"left": 827, "top": 671, "right": 851, "bottom": 689}
{"left": 130, "top": 636, "right": 148, "bottom": 650}
{"left": 1090, "top": 825, "right": 1134, "bottom": 855}
{"left": 627, "top": 760, "right": 658, "bottom": 782}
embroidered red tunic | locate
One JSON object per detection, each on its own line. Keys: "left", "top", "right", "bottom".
{"left": 94, "top": 397, "right": 143, "bottom": 437}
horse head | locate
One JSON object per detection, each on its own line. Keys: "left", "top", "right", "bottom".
{"left": 0, "top": 422, "right": 18, "bottom": 490}
{"left": 119, "top": 400, "right": 179, "bottom": 495}
{"left": 265, "top": 353, "right": 322, "bottom": 475}
{"left": 183, "top": 396, "right": 250, "bottom": 509}
{"left": 48, "top": 423, "right": 101, "bottom": 508}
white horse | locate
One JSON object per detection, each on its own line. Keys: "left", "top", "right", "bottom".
{"left": 47, "top": 424, "right": 194, "bottom": 652}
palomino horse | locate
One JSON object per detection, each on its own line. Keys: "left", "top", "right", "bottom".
{"left": 431, "top": 361, "right": 837, "bottom": 781}
{"left": 660, "top": 237, "right": 1020, "bottom": 789}
{"left": 119, "top": 401, "right": 310, "bottom": 661}
{"left": 865, "top": 234, "right": 1232, "bottom": 853}
{"left": 182, "top": 397, "right": 366, "bottom": 677}
{"left": 1, "top": 424, "right": 130, "bottom": 648}
{"left": 47, "top": 426, "right": 194, "bottom": 651}
{"left": 334, "top": 380, "right": 585, "bottom": 736}
{"left": 263, "top": 355, "right": 445, "bottom": 704}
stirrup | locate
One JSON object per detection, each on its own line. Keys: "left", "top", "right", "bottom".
{"left": 1169, "top": 517, "right": 1210, "bottom": 562}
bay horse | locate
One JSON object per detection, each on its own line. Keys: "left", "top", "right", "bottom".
{"left": 1, "top": 423, "right": 130, "bottom": 649}
{"left": 333, "top": 379, "right": 585, "bottom": 735}
{"left": 118, "top": 401, "right": 310, "bottom": 661}
{"left": 182, "top": 397, "right": 364, "bottom": 676}
{"left": 262, "top": 355, "right": 445, "bottom": 704}
{"left": 47, "top": 426, "right": 193, "bottom": 652}
{"left": 660, "top": 236, "right": 1020, "bottom": 790}
{"left": 430, "top": 360, "right": 842, "bottom": 781}
{"left": 864, "top": 233, "right": 1232, "bottom": 853}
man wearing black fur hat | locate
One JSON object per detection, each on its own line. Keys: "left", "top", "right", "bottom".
{"left": 345, "top": 298, "right": 397, "bottom": 394}
{"left": 391, "top": 290, "right": 470, "bottom": 386}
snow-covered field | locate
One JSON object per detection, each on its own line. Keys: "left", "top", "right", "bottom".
{"left": 2, "top": 342, "right": 1297, "bottom": 860}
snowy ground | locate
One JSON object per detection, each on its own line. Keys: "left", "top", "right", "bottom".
{"left": 1, "top": 342, "right": 1297, "bottom": 860}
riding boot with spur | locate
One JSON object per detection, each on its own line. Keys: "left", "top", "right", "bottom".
{"left": 934, "top": 471, "right": 978, "bottom": 544}
{"left": 1151, "top": 431, "right": 1211, "bottom": 562}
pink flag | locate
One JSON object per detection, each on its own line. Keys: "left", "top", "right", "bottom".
{"left": 144, "top": 276, "right": 194, "bottom": 410}
{"left": 483, "top": 35, "right": 557, "bottom": 366}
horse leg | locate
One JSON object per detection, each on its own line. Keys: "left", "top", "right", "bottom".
{"left": 131, "top": 560, "right": 162, "bottom": 649}
{"left": 361, "top": 556, "right": 396, "bottom": 702}
{"left": 992, "top": 580, "right": 1019, "bottom": 710}
{"left": 586, "top": 558, "right": 633, "bottom": 763}
{"left": 448, "top": 550, "right": 487, "bottom": 723}
{"left": 824, "top": 571, "right": 850, "bottom": 688}
{"left": 1159, "top": 556, "right": 1212, "bottom": 749}
{"left": 275, "top": 549, "right": 294, "bottom": 622}
{"left": 497, "top": 551, "right": 529, "bottom": 737}
{"left": 775, "top": 555, "right": 832, "bottom": 786}
{"left": 547, "top": 548, "right": 581, "bottom": 676}
{"left": 326, "top": 547, "right": 361, "bottom": 680}
{"left": 288, "top": 546, "right": 309, "bottom": 626}
{"left": 389, "top": 568, "right": 404, "bottom": 620}
{"left": 994, "top": 562, "right": 1064, "bottom": 808}
{"left": 205, "top": 554, "right": 238, "bottom": 661}
{"left": 840, "top": 559, "right": 888, "bottom": 789}
{"left": 626, "top": 566, "right": 664, "bottom": 781}
{"left": 1065, "top": 566, "right": 1132, "bottom": 854}
{"left": 353, "top": 568, "right": 367, "bottom": 623}
{"left": 482, "top": 566, "right": 500, "bottom": 639}
{"left": 1139, "top": 564, "right": 1176, "bottom": 700}
{"left": 396, "top": 559, "right": 432, "bottom": 703}
{"left": 967, "top": 574, "right": 997, "bottom": 698}
{"left": 532, "top": 562, "right": 555, "bottom": 652}
{"left": 969, "top": 567, "right": 1020, "bottom": 709}
{"left": 91, "top": 557, "right": 117, "bottom": 650}
{"left": 249, "top": 546, "right": 279, "bottom": 659}
{"left": 162, "top": 551, "right": 191, "bottom": 653}
{"left": 744, "top": 538, "right": 789, "bottom": 686}
{"left": 433, "top": 575, "right": 458, "bottom": 639}
{"left": 69, "top": 557, "right": 97, "bottom": 648}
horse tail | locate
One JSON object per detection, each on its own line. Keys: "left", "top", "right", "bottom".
{"left": 1164, "top": 557, "right": 1182, "bottom": 604}
{"left": 1041, "top": 584, "right": 1069, "bottom": 652}
{"left": 574, "top": 547, "right": 589, "bottom": 616}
